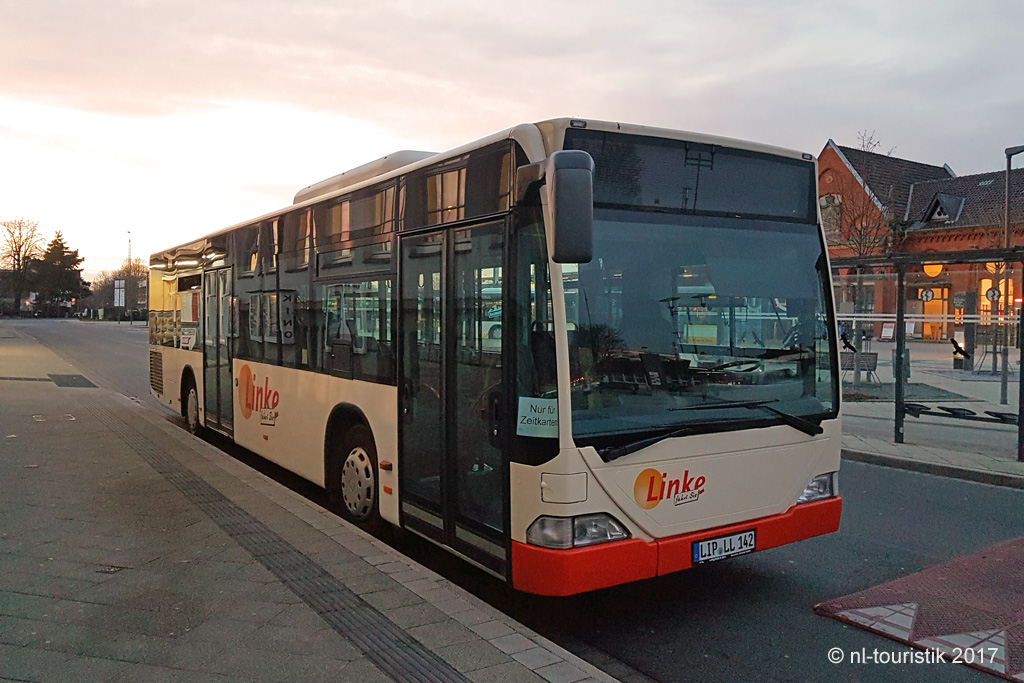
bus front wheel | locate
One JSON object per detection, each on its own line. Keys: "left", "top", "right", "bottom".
{"left": 331, "top": 425, "right": 381, "bottom": 532}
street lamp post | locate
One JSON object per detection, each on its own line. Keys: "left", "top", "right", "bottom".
{"left": 1001, "top": 147, "right": 1024, "bottom": 403}
{"left": 1004, "top": 145, "right": 1024, "bottom": 459}
{"left": 127, "top": 229, "right": 133, "bottom": 325}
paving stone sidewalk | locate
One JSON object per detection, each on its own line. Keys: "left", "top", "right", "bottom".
{"left": 841, "top": 401, "right": 1024, "bottom": 490}
{"left": 0, "top": 326, "right": 616, "bottom": 683}
{"left": 841, "top": 433, "right": 1024, "bottom": 490}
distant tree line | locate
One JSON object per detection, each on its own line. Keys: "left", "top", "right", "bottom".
{"left": 0, "top": 218, "right": 90, "bottom": 316}
{"left": 88, "top": 257, "right": 148, "bottom": 312}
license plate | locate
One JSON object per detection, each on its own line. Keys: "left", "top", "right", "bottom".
{"left": 692, "top": 530, "right": 756, "bottom": 564}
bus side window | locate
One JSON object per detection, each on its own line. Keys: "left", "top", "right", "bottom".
{"left": 319, "top": 279, "right": 393, "bottom": 383}
{"left": 511, "top": 215, "right": 559, "bottom": 466}
{"left": 531, "top": 322, "right": 556, "bottom": 393}
{"left": 321, "top": 283, "right": 351, "bottom": 378}
{"left": 351, "top": 278, "right": 392, "bottom": 383}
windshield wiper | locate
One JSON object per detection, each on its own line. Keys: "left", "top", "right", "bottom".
{"left": 597, "top": 423, "right": 704, "bottom": 463}
{"left": 670, "top": 398, "right": 823, "bottom": 436}
{"left": 596, "top": 400, "right": 823, "bottom": 463}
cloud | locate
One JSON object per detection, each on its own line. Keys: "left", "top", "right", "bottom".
{"left": 2, "top": 0, "right": 1023, "bottom": 275}
{"left": 4, "top": 0, "right": 1021, "bottom": 160}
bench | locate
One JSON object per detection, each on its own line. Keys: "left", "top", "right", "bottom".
{"left": 901, "top": 403, "right": 1018, "bottom": 426}
{"left": 937, "top": 406, "right": 976, "bottom": 418}
{"left": 984, "top": 411, "right": 1019, "bottom": 425}
{"left": 840, "top": 351, "right": 879, "bottom": 383}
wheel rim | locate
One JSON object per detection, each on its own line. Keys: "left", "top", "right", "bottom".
{"left": 187, "top": 388, "right": 199, "bottom": 432}
{"left": 341, "top": 446, "right": 375, "bottom": 520}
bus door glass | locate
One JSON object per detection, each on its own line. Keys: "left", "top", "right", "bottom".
{"left": 203, "top": 268, "right": 234, "bottom": 433}
{"left": 399, "top": 220, "right": 508, "bottom": 573}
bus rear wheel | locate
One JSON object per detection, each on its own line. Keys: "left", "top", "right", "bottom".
{"left": 183, "top": 376, "right": 202, "bottom": 436}
{"left": 331, "top": 425, "right": 381, "bottom": 532}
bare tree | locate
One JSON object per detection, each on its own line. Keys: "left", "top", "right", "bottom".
{"left": 119, "top": 257, "right": 147, "bottom": 311}
{"left": 826, "top": 132, "right": 903, "bottom": 259}
{"left": 857, "top": 129, "right": 897, "bottom": 157}
{"left": 825, "top": 133, "right": 904, "bottom": 387}
{"left": 1, "top": 218, "right": 43, "bottom": 313}
{"left": 84, "top": 259, "right": 147, "bottom": 316}
{"left": 86, "top": 271, "right": 116, "bottom": 309}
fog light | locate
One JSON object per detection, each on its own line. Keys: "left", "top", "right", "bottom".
{"left": 797, "top": 472, "right": 835, "bottom": 503}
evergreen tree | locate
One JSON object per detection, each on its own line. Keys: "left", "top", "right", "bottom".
{"left": 33, "top": 232, "right": 87, "bottom": 316}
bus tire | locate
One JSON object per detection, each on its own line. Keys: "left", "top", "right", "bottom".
{"left": 330, "top": 425, "right": 382, "bottom": 532}
{"left": 183, "top": 374, "right": 203, "bottom": 436}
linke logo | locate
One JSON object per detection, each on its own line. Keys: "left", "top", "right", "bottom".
{"left": 238, "top": 364, "right": 280, "bottom": 426}
{"left": 633, "top": 468, "right": 707, "bottom": 510}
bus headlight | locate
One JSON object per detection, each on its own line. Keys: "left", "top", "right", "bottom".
{"left": 573, "top": 513, "right": 630, "bottom": 547}
{"left": 526, "top": 513, "right": 630, "bottom": 549}
{"left": 526, "top": 517, "right": 573, "bottom": 549}
{"left": 797, "top": 472, "right": 836, "bottom": 503}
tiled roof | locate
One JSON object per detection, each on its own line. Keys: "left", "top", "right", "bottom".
{"left": 836, "top": 144, "right": 954, "bottom": 215}
{"left": 904, "top": 168, "right": 1024, "bottom": 232}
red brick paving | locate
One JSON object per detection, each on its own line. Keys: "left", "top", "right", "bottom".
{"left": 816, "top": 537, "right": 1024, "bottom": 680}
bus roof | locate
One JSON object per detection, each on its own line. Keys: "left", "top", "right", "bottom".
{"left": 292, "top": 150, "right": 436, "bottom": 205}
{"left": 151, "top": 118, "right": 815, "bottom": 262}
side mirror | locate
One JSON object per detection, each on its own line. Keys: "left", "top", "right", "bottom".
{"left": 546, "top": 150, "right": 594, "bottom": 264}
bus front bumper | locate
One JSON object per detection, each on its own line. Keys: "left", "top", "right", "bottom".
{"left": 511, "top": 496, "right": 842, "bottom": 596}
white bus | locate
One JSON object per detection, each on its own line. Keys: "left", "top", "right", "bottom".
{"left": 149, "top": 118, "right": 841, "bottom": 595}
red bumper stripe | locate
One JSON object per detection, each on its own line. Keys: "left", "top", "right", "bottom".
{"left": 512, "top": 497, "right": 842, "bottom": 596}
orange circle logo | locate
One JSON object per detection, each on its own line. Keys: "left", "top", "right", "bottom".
{"left": 238, "top": 364, "right": 254, "bottom": 420}
{"left": 634, "top": 468, "right": 664, "bottom": 510}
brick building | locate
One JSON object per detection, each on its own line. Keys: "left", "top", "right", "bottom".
{"left": 819, "top": 140, "right": 1024, "bottom": 343}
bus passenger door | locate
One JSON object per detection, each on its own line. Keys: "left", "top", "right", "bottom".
{"left": 203, "top": 268, "right": 234, "bottom": 434}
{"left": 399, "top": 221, "right": 508, "bottom": 576}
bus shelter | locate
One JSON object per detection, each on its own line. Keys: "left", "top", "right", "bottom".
{"left": 832, "top": 247, "right": 1024, "bottom": 462}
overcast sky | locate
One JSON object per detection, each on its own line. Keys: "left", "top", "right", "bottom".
{"left": 2, "top": 0, "right": 1022, "bottom": 276}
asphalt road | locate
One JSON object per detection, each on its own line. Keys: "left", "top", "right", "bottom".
{"left": 12, "top": 318, "right": 162, "bottom": 412}
{"left": 494, "top": 461, "right": 1022, "bottom": 683}
{"left": 12, "top": 319, "right": 1024, "bottom": 682}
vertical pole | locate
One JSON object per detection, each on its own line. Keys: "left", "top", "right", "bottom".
{"left": 853, "top": 269, "right": 863, "bottom": 388}
{"left": 894, "top": 265, "right": 906, "bottom": 444}
{"left": 964, "top": 289, "right": 977, "bottom": 366}
{"left": 1001, "top": 154, "right": 1011, "bottom": 402}
{"left": 128, "top": 232, "right": 133, "bottom": 327}
{"left": 1000, "top": 293, "right": 1008, "bottom": 402}
{"left": 1018, "top": 291, "right": 1024, "bottom": 462}
{"left": 993, "top": 270, "right": 1001, "bottom": 375}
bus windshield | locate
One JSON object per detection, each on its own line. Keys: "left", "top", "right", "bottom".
{"left": 563, "top": 209, "right": 836, "bottom": 441}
